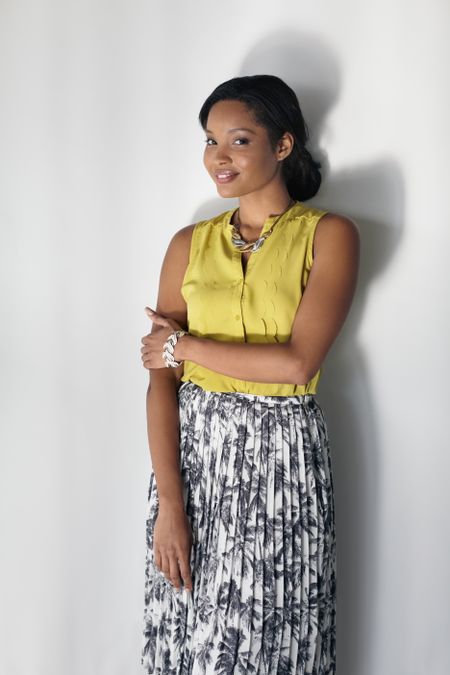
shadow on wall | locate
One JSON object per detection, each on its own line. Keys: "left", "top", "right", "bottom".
{"left": 189, "top": 30, "right": 404, "bottom": 675}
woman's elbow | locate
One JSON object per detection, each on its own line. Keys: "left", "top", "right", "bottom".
{"left": 288, "top": 357, "right": 319, "bottom": 386}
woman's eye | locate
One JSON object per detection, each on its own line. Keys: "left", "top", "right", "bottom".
{"left": 204, "top": 138, "right": 248, "bottom": 146}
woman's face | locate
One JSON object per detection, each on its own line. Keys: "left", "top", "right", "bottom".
{"left": 203, "top": 99, "right": 291, "bottom": 198}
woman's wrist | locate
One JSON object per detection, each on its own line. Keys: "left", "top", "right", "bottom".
{"left": 174, "top": 333, "right": 195, "bottom": 362}
{"left": 158, "top": 492, "right": 186, "bottom": 512}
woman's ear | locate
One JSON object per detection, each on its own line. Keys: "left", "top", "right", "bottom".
{"left": 277, "top": 132, "right": 294, "bottom": 160}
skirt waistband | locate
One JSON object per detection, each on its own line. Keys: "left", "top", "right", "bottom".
{"left": 177, "top": 380, "right": 317, "bottom": 406}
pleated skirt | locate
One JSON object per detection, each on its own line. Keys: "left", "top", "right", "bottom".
{"left": 141, "top": 380, "right": 336, "bottom": 675}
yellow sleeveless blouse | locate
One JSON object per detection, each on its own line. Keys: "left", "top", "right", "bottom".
{"left": 180, "top": 200, "right": 328, "bottom": 395}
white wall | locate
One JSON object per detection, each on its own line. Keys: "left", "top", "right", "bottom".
{"left": 1, "top": 1, "right": 448, "bottom": 674}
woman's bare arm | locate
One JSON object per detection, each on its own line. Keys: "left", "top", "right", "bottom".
{"left": 146, "top": 373, "right": 184, "bottom": 508}
{"left": 174, "top": 213, "right": 360, "bottom": 384}
{"left": 146, "top": 225, "right": 193, "bottom": 508}
{"left": 146, "top": 225, "right": 200, "bottom": 592}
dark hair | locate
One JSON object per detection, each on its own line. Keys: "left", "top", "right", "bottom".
{"left": 198, "top": 74, "right": 321, "bottom": 201}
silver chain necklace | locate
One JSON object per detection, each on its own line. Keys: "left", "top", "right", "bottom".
{"left": 230, "top": 198, "right": 296, "bottom": 253}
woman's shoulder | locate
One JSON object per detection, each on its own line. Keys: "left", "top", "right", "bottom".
{"left": 314, "top": 209, "right": 360, "bottom": 239}
{"left": 184, "top": 208, "right": 232, "bottom": 232}
{"left": 169, "top": 209, "right": 232, "bottom": 254}
{"left": 312, "top": 209, "right": 360, "bottom": 260}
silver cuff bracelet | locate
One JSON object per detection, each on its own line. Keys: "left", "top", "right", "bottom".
{"left": 162, "top": 330, "right": 188, "bottom": 368}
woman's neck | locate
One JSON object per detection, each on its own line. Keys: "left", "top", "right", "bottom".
{"left": 233, "top": 193, "right": 295, "bottom": 232}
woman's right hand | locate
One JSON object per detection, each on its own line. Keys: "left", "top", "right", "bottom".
{"left": 153, "top": 504, "right": 193, "bottom": 592}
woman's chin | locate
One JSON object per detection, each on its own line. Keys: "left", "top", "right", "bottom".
{"left": 215, "top": 183, "right": 245, "bottom": 199}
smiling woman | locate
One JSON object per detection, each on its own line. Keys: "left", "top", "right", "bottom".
{"left": 140, "top": 74, "right": 359, "bottom": 675}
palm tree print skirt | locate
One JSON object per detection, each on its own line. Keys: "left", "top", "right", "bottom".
{"left": 141, "top": 380, "right": 336, "bottom": 674}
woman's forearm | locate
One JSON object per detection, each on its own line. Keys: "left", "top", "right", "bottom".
{"left": 175, "top": 335, "right": 305, "bottom": 385}
{"left": 146, "top": 371, "right": 185, "bottom": 510}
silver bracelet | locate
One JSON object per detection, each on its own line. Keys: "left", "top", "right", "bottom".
{"left": 162, "top": 330, "right": 188, "bottom": 367}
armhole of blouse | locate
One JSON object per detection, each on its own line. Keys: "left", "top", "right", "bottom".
{"left": 186, "top": 220, "right": 206, "bottom": 266}
{"left": 306, "top": 210, "right": 328, "bottom": 269}
{"left": 181, "top": 220, "right": 204, "bottom": 290}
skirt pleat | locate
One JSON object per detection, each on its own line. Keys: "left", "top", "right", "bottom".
{"left": 141, "top": 381, "right": 336, "bottom": 674}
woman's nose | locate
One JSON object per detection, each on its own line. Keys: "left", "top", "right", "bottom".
{"left": 214, "top": 146, "right": 231, "bottom": 162}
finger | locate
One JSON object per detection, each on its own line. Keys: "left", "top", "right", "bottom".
{"left": 144, "top": 352, "right": 161, "bottom": 369}
{"left": 145, "top": 308, "right": 163, "bottom": 322}
{"left": 178, "top": 554, "right": 193, "bottom": 592}
{"left": 150, "top": 314, "right": 170, "bottom": 327}
{"left": 169, "top": 555, "right": 182, "bottom": 591}
{"left": 153, "top": 547, "right": 162, "bottom": 571}
{"left": 145, "top": 309, "right": 158, "bottom": 323}
{"left": 145, "top": 308, "right": 172, "bottom": 328}
{"left": 145, "top": 307, "right": 168, "bottom": 321}
{"left": 160, "top": 553, "right": 170, "bottom": 578}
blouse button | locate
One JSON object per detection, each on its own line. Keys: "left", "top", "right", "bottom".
{"left": 234, "top": 314, "right": 240, "bottom": 321}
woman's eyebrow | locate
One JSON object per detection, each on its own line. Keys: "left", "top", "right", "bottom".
{"left": 205, "top": 127, "right": 257, "bottom": 134}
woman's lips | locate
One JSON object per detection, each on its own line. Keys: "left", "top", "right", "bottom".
{"left": 215, "top": 172, "right": 239, "bottom": 183}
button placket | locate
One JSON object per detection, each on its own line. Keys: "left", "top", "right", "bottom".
{"left": 233, "top": 278, "right": 244, "bottom": 324}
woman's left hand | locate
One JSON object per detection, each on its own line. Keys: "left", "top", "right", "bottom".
{"left": 141, "top": 307, "right": 184, "bottom": 369}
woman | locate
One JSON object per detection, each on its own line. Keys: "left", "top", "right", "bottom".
{"left": 140, "top": 74, "right": 359, "bottom": 674}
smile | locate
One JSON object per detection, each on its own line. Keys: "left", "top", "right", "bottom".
{"left": 215, "top": 173, "right": 239, "bottom": 183}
